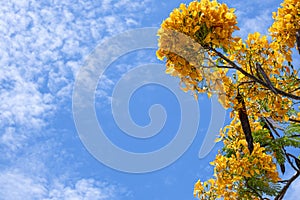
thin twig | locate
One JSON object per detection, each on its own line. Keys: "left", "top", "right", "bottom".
{"left": 201, "top": 65, "right": 234, "bottom": 69}
{"left": 289, "top": 118, "right": 300, "bottom": 123}
{"left": 245, "top": 179, "right": 264, "bottom": 200}
{"left": 289, "top": 86, "right": 300, "bottom": 93}
{"left": 216, "top": 65, "right": 235, "bottom": 69}
{"left": 207, "top": 47, "right": 300, "bottom": 100}
{"left": 264, "top": 117, "right": 281, "bottom": 137}
{"left": 278, "top": 180, "right": 289, "bottom": 183}
{"left": 275, "top": 171, "right": 300, "bottom": 200}
{"left": 285, "top": 152, "right": 298, "bottom": 171}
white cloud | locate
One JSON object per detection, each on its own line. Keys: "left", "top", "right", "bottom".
{"left": 0, "top": 127, "right": 26, "bottom": 153}
{"left": 224, "top": 0, "right": 281, "bottom": 38}
{"left": 0, "top": 66, "right": 54, "bottom": 154}
{"left": 0, "top": 0, "right": 151, "bottom": 158}
{"left": 0, "top": 171, "right": 47, "bottom": 200}
{"left": 0, "top": 1, "right": 151, "bottom": 198}
{"left": 0, "top": 170, "right": 117, "bottom": 200}
{"left": 101, "top": 0, "right": 151, "bottom": 14}
{"left": 46, "top": 179, "right": 116, "bottom": 200}
{"left": 235, "top": 9, "right": 274, "bottom": 38}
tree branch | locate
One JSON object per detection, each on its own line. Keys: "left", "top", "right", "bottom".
{"left": 216, "top": 65, "right": 235, "bottom": 69}
{"left": 201, "top": 65, "right": 234, "bottom": 69}
{"left": 287, "top": 153, "right": 300, "bottom": 170}
{"left": 289, "top": 118, "right": 300, "bottom": 123}
{"left": 207, "top": 47, "right": 300, "bottom": 100}
{"left": 289, "top": 86, "right": 300, "bottom": 93}
{"left": 275, "top": 171, "right": 300, "bottom": 200}
{"left": 285, "top": 152, "right": 298, "bottom": 171}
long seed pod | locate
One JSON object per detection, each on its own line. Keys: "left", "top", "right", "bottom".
{"left": 237, "top": 91, "right": 254, "bottom": 154}
{"left": 256, "top": 63, "right": 278, "bottom": 94}
{"left": 296, "top": 29, "right": 300, "bottom": 54}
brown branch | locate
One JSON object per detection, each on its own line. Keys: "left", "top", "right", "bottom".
{"left": 290, "top": 134, "right": 300, "bottom": 137}
{"left": 275, "top": 171, "right": 300, "bottom": 200}
{"left": 285, "top": 151, "right": 298, "bottom": 171}
{"left": 289, "top": 118, "right": 300, "bottom": 123}
{"left": 287, "top": 153, "right": 300, "bottom": 170}
{"left": 216, "top": 65, "right": 235, "bottom": 69}
{"left": 207, "top": 47, "right": 300, "bottom": 100}
{"left": 201, "top": 65, "right": 234, "bottom": 69}
{"left": 278, "top": 180, "right": 289, "bottom": 183}
{"left": 289, "top": 86, "right": 300, "bottom": 93}
{"left": 238, "top": 81, "right": 256, "bottom": 89}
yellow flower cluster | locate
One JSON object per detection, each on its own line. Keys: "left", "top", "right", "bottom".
{"left": 159, "top": 0, "right": 238, "bottom": 47}
{"left": 229, "top": 32, "right": 296, "bottom": 122}
{"left": 194, "top": 115, "right": 280, "bottom": 199}
{"left": 156, "top": 0, "right": 239, "bottom": 98}
{"left": 231, "top": 32, "right": 288, "bottom": 77}
{"left": 269, "top": 0, "right": 300, "bottom": 58}
{"left": 156, "top": 29, "right": 206, "bottom": 96}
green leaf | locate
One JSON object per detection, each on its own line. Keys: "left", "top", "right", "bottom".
{"left": 285, "top": 124, "right": 300, "bottom": 135}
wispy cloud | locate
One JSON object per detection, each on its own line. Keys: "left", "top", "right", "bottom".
{"left": 235, "top": 10, "right": 274, "bottom": 38}
{"left": 0, "top": 66, "right": 54, "bottom": 155}
{"left": 0, "top": 0, "right": 151, "bottom": 157}
{"left": 0, "top": 170, "right": 118, "bottom": 200}
{"left": 0, "top": 170, "right": 47, "bottom": 200}
{"left": 225, "top": 0, "right": 281, "bottom": 38}
{"left": 46, "top": 178, "right": 117, "bottom": 200}
{"left": 0, "top": 0, "right": 151, "bottom": 199}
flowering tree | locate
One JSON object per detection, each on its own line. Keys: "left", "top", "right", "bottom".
{"left": 156, "top": 0, "right": 300, "bottom": 199}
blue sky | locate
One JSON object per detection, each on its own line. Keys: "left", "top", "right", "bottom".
{"left": 1, "top": 0, "right": 299, "bottom": 199}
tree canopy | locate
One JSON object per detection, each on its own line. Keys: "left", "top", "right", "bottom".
{"left": 156, "top": 0, "right": 300, "bottom": 199}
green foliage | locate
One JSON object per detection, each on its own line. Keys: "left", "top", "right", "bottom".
{"left": 245, "top": 178, "right": 282, "bottom": 197}
{"left": 285, "top": 123, "right": 300, "bottom": 135}
{"left": 278, "top": 124, "right": 300, "bottom": 148}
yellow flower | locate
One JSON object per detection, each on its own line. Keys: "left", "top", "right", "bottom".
{"left": 269, "top": 0, "right": 300, "bottom": 59}
{"left": 225, "top": 12, "right": 234, "bottom": 20}
{"left": 156, "top": 0, "right": 239, "bottom": 98}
